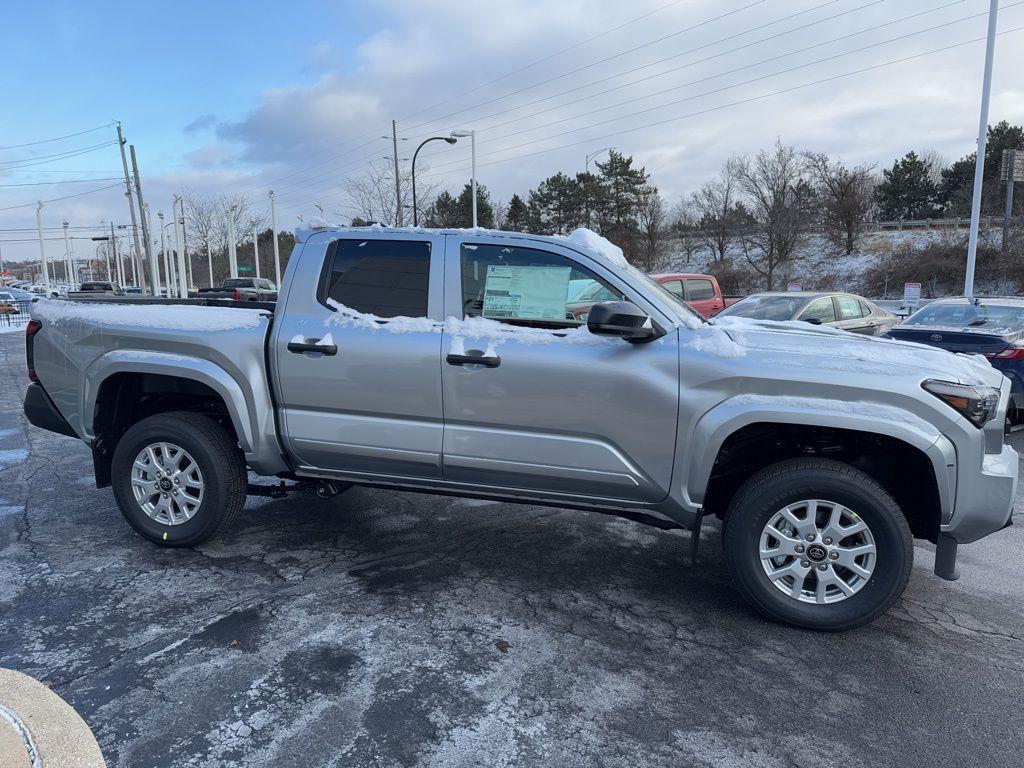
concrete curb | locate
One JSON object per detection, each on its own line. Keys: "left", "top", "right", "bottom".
{"left": 0, "top": 669, "right": 104, "bottom": 768}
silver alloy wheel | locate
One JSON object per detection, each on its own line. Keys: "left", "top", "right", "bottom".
{"left": 758, "top": 499, "right": 877, "bottom": 605}
{"left": 130, "top": 441, "right": 205, "bottom": 525}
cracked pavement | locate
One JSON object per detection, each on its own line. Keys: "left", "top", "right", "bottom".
{"left": 1, "top": 330, "right": 1022, "bottom": 767}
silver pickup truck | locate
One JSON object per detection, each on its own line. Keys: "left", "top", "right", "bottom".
{"left": 23, "top": 226, "right": 1017, "bottom": 630}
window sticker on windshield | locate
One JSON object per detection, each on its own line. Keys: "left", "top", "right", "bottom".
{"left": 482, "top": 265, "right": 572, "bottom": 321}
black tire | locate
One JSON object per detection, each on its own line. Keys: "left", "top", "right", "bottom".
{"left": 722, "top": 458, "right": 913, "bottom": 631}
{"left": 111, "top": 411, "right": 247, "bottom": 547}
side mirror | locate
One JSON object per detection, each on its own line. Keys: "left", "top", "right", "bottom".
{"left": 802, "top": 317, "right": 822, "bottom": 325}
{"left": 587, "top": 301, "right": 655, "bottom": 342}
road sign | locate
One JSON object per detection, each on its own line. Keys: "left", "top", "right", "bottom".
{"left": 903, "top": 282, "right": 922, "bottom": 309}
{"left": 786, "top": 282, "right": 802, "bottom": 292}
{"left": 238, "top": 266, "right": 253, "bottom": 272}
{"left": 1001, "top": 149, "right": 1024, "bottom": 183}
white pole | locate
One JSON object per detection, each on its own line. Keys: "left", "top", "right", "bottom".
{"left": 252, "top": 221, "right": 261, "bottom": 279}
{"left": 36, "top": 202, "right": 50, "bottom": 291}
{"left": 964, "top": 0, "right": 1000, "bottom": 299}
{"left": 158, "top": 212, "right": 169, "bottom": 297}
{"left": 62, "top": 221, "right": 71, "bottom": 286}
{"left": 145, "top": 203, "right": 161, "bottom": 297}
{"left": 470, "top": 130, "right": 477, "bottom": 228}
{"left": 269, "top": 190, "right": 280, "bottom": 287}
{"left": 104, "top": 241, "right": 111, "bottom": 280}
{"left": 173, "top": 196, "right": 188, "bottom": 298}
{"left": 206, "top": 241, "right": 213, "bottom": 287}
{"left": 227, "top": 205, "right": 238, "bottom": 278}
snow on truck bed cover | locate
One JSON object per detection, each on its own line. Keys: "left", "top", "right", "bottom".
{"left": 32, "top": 300, "right": 266, "bottom": 332}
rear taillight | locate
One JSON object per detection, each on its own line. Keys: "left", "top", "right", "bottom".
{"left": 25, "top": 319, "right": 41, "bottom": 382}
{"left": 234, "top": 290, "right": 241, "bottom": 301}
{"left": 986, "top": 346, "right": 1024, "bottom": 359}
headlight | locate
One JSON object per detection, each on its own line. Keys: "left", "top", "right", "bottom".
{"left": 922, "top": 379, "right": 999, "bottom": 428}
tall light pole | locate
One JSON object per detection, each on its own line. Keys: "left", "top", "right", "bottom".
{"left": 451, "top": 129, "right": 477, "bottom": 227}
{"left": 269, "top": 190, "right": 280, "bottom": 287}
{"left": 585, "top": 147, "right": 612, "bottom": 173}
{"left": 251, "top": 220, "right": 261, "bottom": 279}
{"left": 964, "top": 0, "right": 1000, "bottom": 299}
{"left": 206, "top": 241, "right": 213, "bottom": 288}
{"left": 158, "top": 211, "right": 170, "bottom": 296}
{"left": 411, "top": 136, "right": 458, "bottom": 226}
{"left": 144, "top": 203, "right": 160, "bottom": 297}
{"left": 173, "top": 195, "right": 188, "bottom": 297}
{"left": 227, "top": 205, "right": 238, "bottom": 278}
{"left": 62, "top": 220, "right": 71, "bottom": 284}
{"left": 391, "top": 120, "right": 403, "bottom": 227}
{"left": 111, "top": 223, "right": 124, "bottom": 287}
{"left": 35, "top": 201, "right": 50, "bottom": 291}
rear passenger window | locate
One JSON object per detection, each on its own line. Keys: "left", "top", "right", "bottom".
{"left": 321, "top": 239, "right": 430, "bottom": 317}
{"left": 838, "top": 296, "right": 865, "bottom": 320}
{"left": 685, "top": 279, "right": 715, "bottom": 301}
{"left": 661, "top": 280, "right": 684, "bottom": 298}
{"left": 461, "top": 243, "right": 623, "bottom": 328}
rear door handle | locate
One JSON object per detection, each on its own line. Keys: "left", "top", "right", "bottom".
{"left": 288, "top": 340, "right": 338, "bottom": 356}
{"left": 447, "top": 352, "right": 501, "bottom": 368}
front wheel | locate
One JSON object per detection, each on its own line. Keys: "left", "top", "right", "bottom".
{"left": 111, "top": 411, "right": 247, "bottom": 547}
{"left": 722, "top": 458, "right": 913, "bottom": 631}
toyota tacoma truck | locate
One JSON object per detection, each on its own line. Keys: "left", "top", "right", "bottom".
{"left": 23, "top": 226, "right": 1016, "bottom": 631}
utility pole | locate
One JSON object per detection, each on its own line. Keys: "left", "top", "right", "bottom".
{"left": 130, "top": 145, "right": 156, "bottom": 294}
{"left": 62, "top": 220, "right": 71, "bottom": 283}
{"left": 269, "top": 190, "right": 281, "bottom": 287}
{"left": 227, "top": 205, "right": 238, "bottom": 278}
{"left": 35, "top": 202, "right": 50, "bottom": 291}
{"left": 145, "top": 203, "right": 160, "bottom": 296}
{"left": 111, "top": 223, "right": 124, "bottom": 286}
{"left": 115, "top": 123, "right": 144, "bottom": 276}
{"left": 391, "top": 119, "right": 403, "bottom": 227}
{"left": 173, "top": 195, "right": 189, "bottom": 297}
{"left": 158, "top": 211, "right": 171, "bottom": 295}
{"left": 964, "top": 0, "right": 1000, "bottom": 299}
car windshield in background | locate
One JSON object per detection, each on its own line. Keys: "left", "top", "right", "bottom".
{"left": 903, "top": 303, "right": 1024, "bottom": 331}
{"left": 718, "top": 295, "right": 807, "bottom": 321}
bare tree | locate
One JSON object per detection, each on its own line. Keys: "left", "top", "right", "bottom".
{"left": 670, "top": 197, "right": 703, "bottom": 265}
{"left": 346, "top": 160, "right": 439, "bottom": 226}
{"left": 178, "top": 191, "right": 264, "bottom": 286}
{"left": 635, "top": 187, "right": 668, "bottom": 272}
{"left": 805, "top": 152, "right": 876, "bottom": 255}
{"left": 691, "top": 158, "right": 743, "bottom": 261}
{"left": 737, "top": 141, "right": 814, "bottom": 291}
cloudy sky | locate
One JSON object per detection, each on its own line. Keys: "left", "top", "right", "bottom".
{"left": 2, "top": 0, "right": 1024, "bottom": 266}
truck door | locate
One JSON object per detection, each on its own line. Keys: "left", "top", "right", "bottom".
{"left": 272, "top": 232, "right": 446, "bottom": 480}
{"left": 439, "top": 236, "right": 680, "bottom": 504}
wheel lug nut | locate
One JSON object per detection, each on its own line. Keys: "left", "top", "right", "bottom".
{"left": 800, "top": 560, "right": 810, "bottom": 568}
{"left": 817, "top": 564, "right": 827, "bottom": 571}
{"left": 829, "top": 551, "right": 839, "bottom": 560}
{"left": 805, "top": 533, "right": 816, "bottom": 541}
{"left": 823, "top": 537, "right": 833, "bottom": 545}
{"left": 795, "top": 545, "right": 805, "bottom": 553}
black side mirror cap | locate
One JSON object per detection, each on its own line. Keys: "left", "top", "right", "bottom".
{"left": 802, "top": 317, "right": 822, "bottom": 325}
{"left": 587, "top": 301, "right": 655, "bottom": 342}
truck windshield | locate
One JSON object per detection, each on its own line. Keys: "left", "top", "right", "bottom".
{"left": 621, "top": 263, "right": 706, "bottom": 325}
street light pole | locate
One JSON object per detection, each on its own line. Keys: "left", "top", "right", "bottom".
{"left": 145, "top": 203, "right": 160, "bottom": 297}
{"left": 227, "top": 205, "right": 238, "bottom": 278}
{"left": 173, "top": 195, "right": 188, "bottom": 297}
{"left": 411, "top": 136, "right": 458, "bottom": 226}
{"left": 964, "top": 0, "right": 1000, "bottom": 299}
{"left": 451, "top": 129, "right": 477, "bottom": 227}
{"left": 269, "top": 190, "right": 281, "bottom": 287}
{"left": 35, "top": 201, "right": 50, "bottom": 291}
{"left": 252, "top": 220, "right": 261, "bottom": 279}
{"left": 158, "top": 212, "right": 169, "bottom": 295}
{"left": 62, "top": 220, "right": 71, "bottom": 285}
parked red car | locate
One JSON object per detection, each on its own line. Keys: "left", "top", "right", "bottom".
{"left": 650, "top": 273, "right": 740, "bottom": 317}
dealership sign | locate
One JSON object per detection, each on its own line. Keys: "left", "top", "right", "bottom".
{"left": 904, "top": 282, "right": 922, "bottom": 309}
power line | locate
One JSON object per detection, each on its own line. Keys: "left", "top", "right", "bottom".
{"left": 0, "top": 176, "right": 121, "bottom": 188}
{"left": 421, "top": 7, "right": 1021, "bottom": 176}
{"left": 410, "top": 25, "right": 1024, "bottom": 185}
{"left": 0, "top": 122, "right": 116, "bottom": 151}
{"left": 0, "top": 182, "right": 123, "bottom": 212}
{"left": 0, "top": 142, "right": 119, "bottom": 170}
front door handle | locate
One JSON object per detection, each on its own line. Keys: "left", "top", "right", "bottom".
{"left": 447, "top": 352, "right": 501, "bottom": 368}
{"left": 288, "top": 340, "right": 337, "bottom": 356}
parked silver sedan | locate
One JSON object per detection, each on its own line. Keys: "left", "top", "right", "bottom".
{"left": 717, "top": 291, "right": 899, "bottom": 335}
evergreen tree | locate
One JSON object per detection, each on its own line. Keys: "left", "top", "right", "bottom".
{"left": 939, "top": 121, "right": 1024, "bottom": 216}
{"left": 526, "top": 172, "right": 585, "bottom": 234}
{"left": 594, "top": 150, "right": 652, "bottom": 262}
{"left": 456, "top": 182, "right": 495, "bottom": 228}
{"left": 422, "top": 191, "right": 460, "bottom": 228}
{"left": 876, "top": 151, "right": 939, "bottom": 220}
{"left": 504, "top": 194, "right": 529, "bottom": 231}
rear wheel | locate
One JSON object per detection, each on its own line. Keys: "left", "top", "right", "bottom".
{"left": 722, "top": 458, "right": 912, "bottom": 631}
{"left": 111, "top": 412, "right": 246, "bottom": 547}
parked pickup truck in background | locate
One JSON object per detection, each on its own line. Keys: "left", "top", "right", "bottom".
{"left": 23, "top": 226, "right": 1017, "bottom": 631}
{"left": 649, "top": 272, "right": 740, "bottom": 317}
{"left": 197, "top": 277, "right": 278, "bottom": 302}
{"left": 66, "top": 281, "right": 125, "bottom": 299}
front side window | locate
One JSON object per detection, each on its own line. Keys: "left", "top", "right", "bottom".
{"left": 661, "top": 279, "right": 684, "bottom": 298}
{"left": 322, "top": 239, "right": 430, "bottom": 317}
{"left": 461, "top": 243, "right": 623, "bottom": 327}
{"left": 685, "top": 278, "right": 715, "bottom": 301}
{"left": 800, "top": 297, "right": 837, "bottom": 323}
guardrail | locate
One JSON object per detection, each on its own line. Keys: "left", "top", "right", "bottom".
{"left": 0, "top": 299, "right": 32, "bottom": 330}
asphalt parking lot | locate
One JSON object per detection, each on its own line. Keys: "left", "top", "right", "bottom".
{"left": 1, "top": 329, "right": 1022, "bottom": 768}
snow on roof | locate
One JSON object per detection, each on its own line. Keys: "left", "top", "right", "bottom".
{"left": 32, "top": 300, "right": 267, "bottom": 332}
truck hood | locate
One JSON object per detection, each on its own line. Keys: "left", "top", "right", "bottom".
{"left": 711, "top": 316, "right": 1003, "bottom": 389}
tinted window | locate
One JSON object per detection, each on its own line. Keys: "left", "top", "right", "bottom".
{"left": 837, "top": 296, "right": 865, "bottom": 320}
{"left": 661, "top": 280, "right": 684, "bottom": 298}
{"left": 461, "top": 243, "right": 622, "bottom": 327}
{"left": 719, "top": 295, "right": 805, "bottom": 321}
{"left": 323, "top": 238, "right": 430, "bottom": 318}
{"left": 223, "top": 278, "right": 255, "bottom": 289}
{"left": 685, "top": 278, "right": 715, "bottom": 301}
{"left": 800, "top": 297, "right": 837, "bottom": 323}
{"left": 858, "top": 300, "right": 875, "bottom": 317}
{"left": 80, "top": 282, "right": 113, "bottom": 291}
{"left": 903, "top": 303, "right": 1024, "bottom": 330}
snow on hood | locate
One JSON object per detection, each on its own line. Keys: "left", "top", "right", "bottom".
{"left": 712, "top": 316, "right": 1001, "bottom": 387}
{"left": 32, "top": 300, "right": 266, "bottom": 332}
